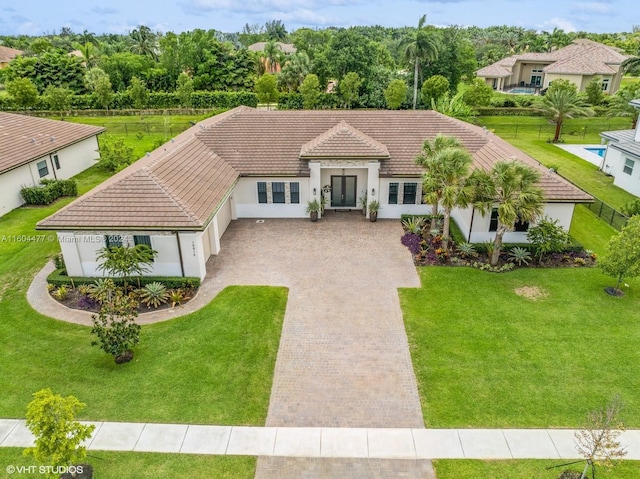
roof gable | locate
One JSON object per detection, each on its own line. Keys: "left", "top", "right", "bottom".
{"left": 299, "top": 120, "right": 390, "bottom": 159}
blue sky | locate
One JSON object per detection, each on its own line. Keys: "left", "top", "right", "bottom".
{"left": 0, "top": 0, "right": 635, "bottom": 36}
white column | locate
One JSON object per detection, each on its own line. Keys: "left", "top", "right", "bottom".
{"left": 177, "top": 232, "right": 207, "bottom": 280}
{"left": 211, "top": 216, "right": 221, "bottom": 255}
{"left": 367, "top": 162, "right": 380, "bottom": 219}
{"left": 57, "top": 232, "right": 84, "bottom": 276}
{"left": 309, "top": 161, "right": 322, "bottom": 218}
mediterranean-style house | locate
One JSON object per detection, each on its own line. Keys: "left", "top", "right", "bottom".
{"left": 599, "top": 99, "right": 640, "bottom": 197}
{"left": 476, "top": 39, "right": 628, "bottom": 94}
{"left": 37, "top": 107, "right": 592, "bottom": 280}
{"left": 0, "top": 46, "right": 23, "bottom": 68}
{"left": 0, "top": 112, "right": 105, "bottom": 217}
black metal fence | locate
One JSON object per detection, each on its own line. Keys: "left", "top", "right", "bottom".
{"left": 585, "top": 197, "right": 629, "bottom": 230}
{"left": 485, "top": 121, "right": 622, "bottom": 140}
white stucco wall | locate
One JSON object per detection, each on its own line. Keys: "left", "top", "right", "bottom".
{"left": 234, "top": 177, "right": 309, "bottom": 218}
{"left": 0, "top": 136, "right": 101, "bottom": 217}
{"left": 603, "top": 147, "right": 640, "bottom": 197}
{"left": 377, "top": 178, "right": 432, "bottom": 219}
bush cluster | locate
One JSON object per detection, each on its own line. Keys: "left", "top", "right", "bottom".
{"left": 20, "top": 179, "right": 77, "bottom": 205}
{"left": 46, "top": 268, "right": 200, "bottom": 289}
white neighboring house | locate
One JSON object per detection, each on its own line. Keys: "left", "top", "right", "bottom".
{"left": 600, "top": 99, "right": 640, "bottom": 197}
{"left": 0, "top": 112, "right": 105, "bottom": 216}
{"left": 37, "top": 107, "right": 592, "bottom": 280}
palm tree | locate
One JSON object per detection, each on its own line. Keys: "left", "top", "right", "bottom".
{"left": 431, "top": 92, "right": 476, "bottom": 122}
{"left": 402, "top": 15, "right": 440, "bottom": 109}
{"left": 263, "top": 40, "right": 283, "bottom": 74}
{"left": 472, "top": 161, "right": 545, "bottom": 266}
{"left": 130, "top": 25, "right": 158, "bottom": 60}
{"left": 423, "top": 147, "right": 474, "bottom": 249}
{"left": 607, "top": 85, "right": 640, "bottom": 129}
{"left": 622, "top": 53, "right": 640, "bottom": 76}
{"left": 416, "top": 134, "right": 463, "bottom": 230}
{"left": 537, "top": 83, "right": 593, "bottom": 143}
{"left": 74, "top": 42, "right": 98, "bottom": 68}
{"left": 279, "top": 52, "right": 310, "bottom": 91}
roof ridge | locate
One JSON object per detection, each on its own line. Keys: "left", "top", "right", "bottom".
{"left": 144, "top": 166, "right": 201, "bottom": 226}
{"left": 300, "top": 120, "right": 389, "bottom": 157}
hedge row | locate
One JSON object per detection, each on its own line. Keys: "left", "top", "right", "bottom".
{"left": 0, "top": 91, "right": 258, "bottom": 111}
{"left": 475, "top": 107, "right": 546, "bottom": 116}
{"left": 47, "top": 268, "right": 201, "bottom": 289}
{"left": 277, "top": 92, "right": 341, "bottom": 110}
{"left": 20, "top": 179, "right": 77, "bottom": 205}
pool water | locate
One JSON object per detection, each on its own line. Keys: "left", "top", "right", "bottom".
{"left": 509, "top": 88, "right": 536, "bottom": 94}
{"left": 585, "top": 147, "right": 606, "bottom": 157}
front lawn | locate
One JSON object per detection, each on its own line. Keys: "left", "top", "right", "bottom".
{"left": 401, "top": 267, "right": 640, "bottom": 428}
{"left": 1, "top": 159, "right": 286, "bottom": 425}
{"left": 0, "top": 448, "right": 255, "bottom": 479}
{"left": 435, "top": 459, "right": 640, "bottom": 479}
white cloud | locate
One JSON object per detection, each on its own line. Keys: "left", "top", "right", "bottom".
{"left": 539, "top": 17, "right": 578, "bottom": 32}
{"left": 571, "top": 2, "right": 612, "bottom": 14}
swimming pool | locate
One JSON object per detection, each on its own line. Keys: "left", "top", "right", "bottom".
{"left": 585, "top": 147, "right": 606, "bottom": 157}
{"left": 508, "top": 87, "right": 537, "bottom": 94}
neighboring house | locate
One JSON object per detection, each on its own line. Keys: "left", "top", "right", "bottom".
{"left": 247, "top": 42, "right": 296, "bottom": 73}
{"left": 0, "top": 46, "right": 23, "bottom": 69}
{"left": 476, "top": 39, "right": 628, "bottom": 94}
{"left": 600, "top": 99, "right": 640, "bottom": 197}
{"left": 0, "top": 112, "right": 105, "bottom": 216}
{"left": 37, "top": 107, "right": 591, "bottom": 280}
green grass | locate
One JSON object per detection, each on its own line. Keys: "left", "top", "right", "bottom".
{"left": 620, "top": 76, "right": 640, "bottom": 89}
{"left": 1, "top": 154, "right": 286, "bottom": 424}
{"left": 570, "top": 205, "right": 618, "bottom": 255}
{"left": 435, "top": 459, "right": 640, "bottom": 479}
{"left": 0, "top": 448, "right": 255, "bottom": 479}
{"left": 401, "top": 267, "right": 640, "bottom": 428}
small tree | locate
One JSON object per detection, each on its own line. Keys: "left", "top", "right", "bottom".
{"left": 91, "top": 287, "right": 141, "bottom": 363}
{"left": 24, "top": 389, "right": 95, "bottom": 478}
{"left": 575, "top": 396, "right": 626, "bottom": 479}
{"left": 254, "top": 73, "right": 278, "bottom": 109}
{"left": 127, "top": 76, "right": 149, "bottom": 109}
{"left": 421, "top": 74, "right": 449, "bottom": 106}
{"left": 97, "top": 137, "right": 134, "bottom": 172}
{"left": 384, "top": 79, "right": 407, "bottom": 110}
{"left": 599, "top": 215, "right": 640, "bottom": 294}
{"left": 462, "top": 78, "right": 494, "bottom": 107}
{"left": 96, "top": 244, "right": 157, "bottom": 290}
{"left": 585, "top": 77, "right": 604, "bottom": 106}
{"left": 175, "top": 72, "right": 194, "bottom": 108}
{"left": 338, "top": 71, "right": 362, "bottom": 109}
{"left": 527, "top": 216, "right": 570, "bottom": 262}
{"left": 44, "top": 85, "right": 73, "bottom": 117}
{"left": 93, "top": 75, "right": 113, "bottom": 110}
{"left": 299, "top": 73, "right": 321, "bottom": 109}
{"left": 5, "top": 77, "right": 39, "bottom": 109}
{"left": 431, "top": 92, "right": 475, "bottom": 122}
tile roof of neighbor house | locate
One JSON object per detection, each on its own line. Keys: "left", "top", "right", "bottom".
{"left": 476, "top": 38, "right": 628, "bottom": 77}
{"left": 0, "top": 112, "right": 106, "bottom": 174}
{"left": 0, "top": 46, "right": 23, "bottom": 63}
{"left": 247, "top": 42, "right": 297, "bottom": 54}
{"left": 37, "top": 107, "right": 592, "bottom": 231}
{"left": 602, "top": 129, "right": 640, "bottom": 158}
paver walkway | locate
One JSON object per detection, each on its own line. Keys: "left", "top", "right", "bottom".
{"left": 4, "top": 419, "right": 640, "bottom": 461}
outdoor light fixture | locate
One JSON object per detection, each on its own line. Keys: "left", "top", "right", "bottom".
{"left": 313, "top": 188, "right": 317, "bottom": 195}
{"left": 371, "top": 188, "right": 375, "bottom": 196}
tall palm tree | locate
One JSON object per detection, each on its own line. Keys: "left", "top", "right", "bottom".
{"left": 537, "top": 84, "right": 593, "bottom": 142}
{"left": 423, "top": 147, "right": 474, "bottom": 249}
{"left": 607, "top": 85, "right": 640, "bottom": 129}
{"left": 279, "top": 52, "right": 310, "bottom": 91}
{"left": 472, "top": 161, "right": 545, "bottom": 266}
{"left": 416, "top": 134, "right": 462, "bottom": 230}
{"left": 74, "top": 42, "right": 98, "bottom": 68}
{"left": 130, "top": 25, "right": 158, "bottom": 61}
{"left": 622, "top": 52, "right": 640, "bottom": 76}
{"left": 263, "top": 40, "right": 283, "bottom": 74}
{"left": 402, "top": 15, "right": 440, "bottom": 109}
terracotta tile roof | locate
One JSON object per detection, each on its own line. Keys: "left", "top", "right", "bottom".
{"left": 247, "top": 42, "right": 297, "bottom": 54}
{"left": 0, "top": 112, "right": 105, "bottom": 174}
{"left": 0, "top": 46, "right": 23, "bottom": 63}
{"left": 475, "top": 63, "right": 512, "bottom": 78}
{"left": 38, "top": 107, "right": 591, "bottom": 230}
{"left": 477, "top": 39, "right": 628, "bottom": 78}
{"left": 300, "top": 120, "right": 390, "bottom": 158}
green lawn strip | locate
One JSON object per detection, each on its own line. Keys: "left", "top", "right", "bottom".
{"left": 435, "top": 459, "right": 638, "bottom": 479}
{"left": 570, "top": 205, "right": 618, "bottom": 255}
{"left": 0, "top": 448, "right": 255, "bottom": 479}
{"left": 620, "top": 76, "right": 640, "bottom": 89}
{"left": 1, "top": 286, "right": 287, "bottom": 424}
{"left": 401, "top": 267, "right": 640, "bottom": 428}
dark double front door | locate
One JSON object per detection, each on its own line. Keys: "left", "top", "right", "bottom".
{"left": 330, "top": 175, "right": 357, "bottom": 208}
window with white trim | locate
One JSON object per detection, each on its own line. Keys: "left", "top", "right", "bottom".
{"left": 257, "top": 182, "right": 267, "bottom": 203}
{"left": 53, "top": 154, "right": 60, "bottom": 170}
{"left": 403, "top": 183, "right": 417, "bottom": 204}
{"left": 601, "top": 78, "right": 610, "bottom": 92}
{"left": 290, "top": 182, "right": 300, "bottom": 204}
{"left": 388, "top": 183, "right": 398, "bottom": 204}
{"left": 272, "top": 182, "right": 285, "bottom": 203}
{"left": 37, "top": 160, "right": 49, "bottom": 178}
{"left": 623, "top": 158, "right": 635, "bottom": 175}
{"left": 105, "top": 234, "right": 123, "bottom": 248}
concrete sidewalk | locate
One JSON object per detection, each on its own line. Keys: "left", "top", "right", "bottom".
{"left": 3, "top": 419, "right": 639, "bottom": 460}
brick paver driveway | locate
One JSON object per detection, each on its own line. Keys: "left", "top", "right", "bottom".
{"left": 206, "top": 212, "right": 430, "bottom": 478}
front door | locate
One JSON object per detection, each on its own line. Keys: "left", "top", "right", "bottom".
{"left": 530, "top": 75, "right": 542, "bottom": 86}
{"left": 330, "top": 175, "right": 357, "bottom": 207}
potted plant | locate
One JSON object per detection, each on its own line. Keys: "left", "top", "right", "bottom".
{"left": 358, "top": 192, "right": 368, "bottom": 215}
{"left": 306, "top": 199, "right": 321, "bottom": 222}
{"left": 368, "top": 200, "right": 380, "bottom": 222}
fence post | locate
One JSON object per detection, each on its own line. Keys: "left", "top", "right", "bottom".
{"left": 125, "top": 124, "right": 128, "bottom": 136}
{"left": 611, "top": 209, "right": 616, "bottom": 226}
{"left": 598, "top": 201, "right": 603, "bottom": 216}
{"left": 515, "top": 124, "right": 518, "bottom": 138}
{"left": 538, "top": 125, "right": 542, "bottom": 138}
{"left": 583, "top": 126, "right": 587, "bottom": 138}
